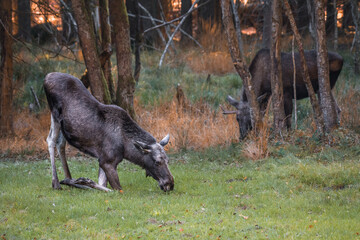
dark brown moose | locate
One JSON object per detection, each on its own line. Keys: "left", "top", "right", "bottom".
{"left": 226, "top": 49, "right": 343, "bottom": 139}
{"left": 44, "top": 72, "right": 174, "bottom": 192}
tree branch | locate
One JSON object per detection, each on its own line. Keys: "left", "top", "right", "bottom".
{"left": 159, "top": 0, "right": 200, "bottom": 67}
{"left": 128, "top": 13, "right": 202, "bottom": 48}
{"left": 143, "top": 0, "right": 210, "bottom": 34}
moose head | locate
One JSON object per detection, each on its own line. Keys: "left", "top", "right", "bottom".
{"left": 134, "top": 134, "right": 174, "bottom": 192}
{"left": 225, "top": 94, "right": 267, "bottom": 140}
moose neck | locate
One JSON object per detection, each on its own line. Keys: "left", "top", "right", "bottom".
{"left": 121, "top": 121, "right": 156, "bottom": 167}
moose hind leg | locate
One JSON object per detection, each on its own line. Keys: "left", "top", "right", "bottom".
{"left": 284, "top": 94, "right": 293, "bottom": 129}
{"left": 331, "top": 91, "right": 341, "bottom": 123}
{"left": 47, "top": 115, "right": 62, "bottom": 190}
{"left": 56, "top": 132, "right": 72, "bottom": 179}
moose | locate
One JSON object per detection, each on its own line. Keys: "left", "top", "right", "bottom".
{"left": 44, "top": 72, "right": 174, "bottom": 192}
{"left": 225, "top": 49, "right": 344, "bottom": 139}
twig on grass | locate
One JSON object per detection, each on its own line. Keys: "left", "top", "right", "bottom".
{"left": 60, "top": 177, "right": 112, "bottom": 192}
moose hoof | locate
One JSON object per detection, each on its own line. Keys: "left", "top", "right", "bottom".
{"left": 52, "top": 180, "right": 62, "bottom": 190}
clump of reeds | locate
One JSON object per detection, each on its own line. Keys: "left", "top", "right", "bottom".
{"left": 241, "top": 98, "right": 272, "bottom": 161}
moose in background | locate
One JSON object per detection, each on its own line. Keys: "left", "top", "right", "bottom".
{"left": 225, "top": 49, "right": 343, "bottom": 139}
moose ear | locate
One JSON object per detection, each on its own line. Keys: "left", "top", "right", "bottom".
{"left": 159, "top": 134, "right": 170, "bottom": 147}
{"left": 226, "top": 95, "right": 240, "bottom": 109}
{"left": 257, "top": 93, "right": 268, "bottom": 103}
{"left": 134, "top": 141, "right": 152, "bottom": 154}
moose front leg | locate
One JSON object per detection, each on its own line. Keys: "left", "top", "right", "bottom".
{"left": 47, "top": 115, "right": 62, "bottom": 190}
{"left": 99, "top": 161, "right": 122, "bottom": 190}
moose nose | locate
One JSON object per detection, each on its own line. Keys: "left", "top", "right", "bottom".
{"left": 160, "top": 179, "right": 174, "bottom": 192}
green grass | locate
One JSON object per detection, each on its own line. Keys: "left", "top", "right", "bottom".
{"left": 136, "top": 64, "right": 242, "bottom": 108}
{"left": 1, "top": 145, "right": 359, "bottom": 240}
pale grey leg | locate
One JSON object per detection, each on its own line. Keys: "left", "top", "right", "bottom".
{"left": 56, "top": 132, "right": 72, "bottom": 179}
{"left": 98, "top": 167, "right": 108, "bottom": 187}
{"left": 46, "top": 115, "right": 62, "bottom": 190}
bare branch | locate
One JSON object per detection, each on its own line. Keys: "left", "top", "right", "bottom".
{"left": 128, "top": 13, "right": 202, "bottom": 48}
{"left": 138, "top": 3, "right": 167, "bottom": 46}
{"left": 156, "top": 0, "right": 176, "bottom": 53}
{"left": 220, "top": 105, "right": 237, "bottom": 115}
{"left": 143, "top": 0, "right": 210, "bottom": 34}
{"left": 159, "top": 0, "right": 200, "bottom": 67}
{"left": 231, "top": 0, "right": 244, "bottom": 57}
{"left": 292, "top": 36, "right": 297, "bottom": 129}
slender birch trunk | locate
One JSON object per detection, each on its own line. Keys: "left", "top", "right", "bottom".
{"left": 314, "top": 0, "right": 338, "bottom": 131}
{"left": 270, "top": 0, "right": 286, "bottom": 133}
{"left": 283, "top": 0, "right": 325, "bottom": 134}
{"left": 221, "top": 0, "right": 262, "bottom": 131}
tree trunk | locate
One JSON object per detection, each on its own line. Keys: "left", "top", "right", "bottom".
{"left": 262, "top": 0, "right": 272, "bottom": 49}
{"left": 333, "top": 0, "right": 338, "bottom": 51}
{"left": 17, "top": 0, "right": 31, "bottom": 42}
{"left": 180, "top": 0, "right": 192, "bottom": 45}
{"left": 314, "top": 0, "right": 338, "bottom": 131}
{"left": 294, "top": 0, "right": 310, "bottom": 35}
{"left": 231, "top": 0, "right": 244, "bottom": 57}
{"left": 71, "top": 0, "right": 111, "bottom": 104}
{"left": 307, "top": 0, "right": 316, "bottom": 42}
{"left": 343, "top": 0, "right": 354, "bottom": 31}
{"left": 198, "top": 0, "right": 220, "bottom": 33}
{"left": 270, "top": 0, "right": 286, "bottom": 133}
{"left": 139, "top": 0, "right": 159, "bottom": 45}
{"left": 60, "top": 0, "right": 76, "bottom": 45}
{"left": 133, "top": 0, "right": 141, "bottom": 82}
{"left": 283, "top": 0, "right": 325, "bottom": 134}
{"left": 326, "top": 0, "right": 336, "bottom": 36}
{"left": 109, "top": 0, "right": 136, "bottom": 119}
{"left": 0, "top": 0, "right": 14, "bottom": 137}
{"left": 221, "top": 0, "right": 262, "bottom": 132}
{"left": 351, "top": 0, "right": 360, "bottom": 74}
{"left": 99, "top": 0, "right": 115, "bottom": 101}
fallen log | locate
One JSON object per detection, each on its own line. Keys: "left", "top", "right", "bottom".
{"left": 60, "top": 177, "right": 112, "bottom": 192}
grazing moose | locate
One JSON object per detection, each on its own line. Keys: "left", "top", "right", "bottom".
{"left": 225, "top": 49, "right": 343, "bottom": 139}
{"left": 44, "top": 72, "right": 174, "bottom": 192}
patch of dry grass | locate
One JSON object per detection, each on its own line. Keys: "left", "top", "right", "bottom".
{"left": 0, "top": 100, "right": 239, "bottom": 157}
{"left": 136, "top": 99, "right": 239, "bottom": 151}
{"left": 0, "top": 110, "right": 49, "bottom": 156}
{"left": 337, "top": 87, "right": 360, "bottom": 129}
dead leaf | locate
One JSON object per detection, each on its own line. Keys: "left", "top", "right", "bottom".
{"left": 239, "top": 214, "right": 248, "bottom": 220}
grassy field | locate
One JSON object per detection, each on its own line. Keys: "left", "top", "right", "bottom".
{"left": 1, "top": 38, "right": 360, "bottom": 239}
{"left": 1, "top": 143, "right": 359, "bottom": 240}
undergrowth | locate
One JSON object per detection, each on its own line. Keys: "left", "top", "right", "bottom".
{"left": 2, "top": 36, "right": 360, "bottom": 158}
